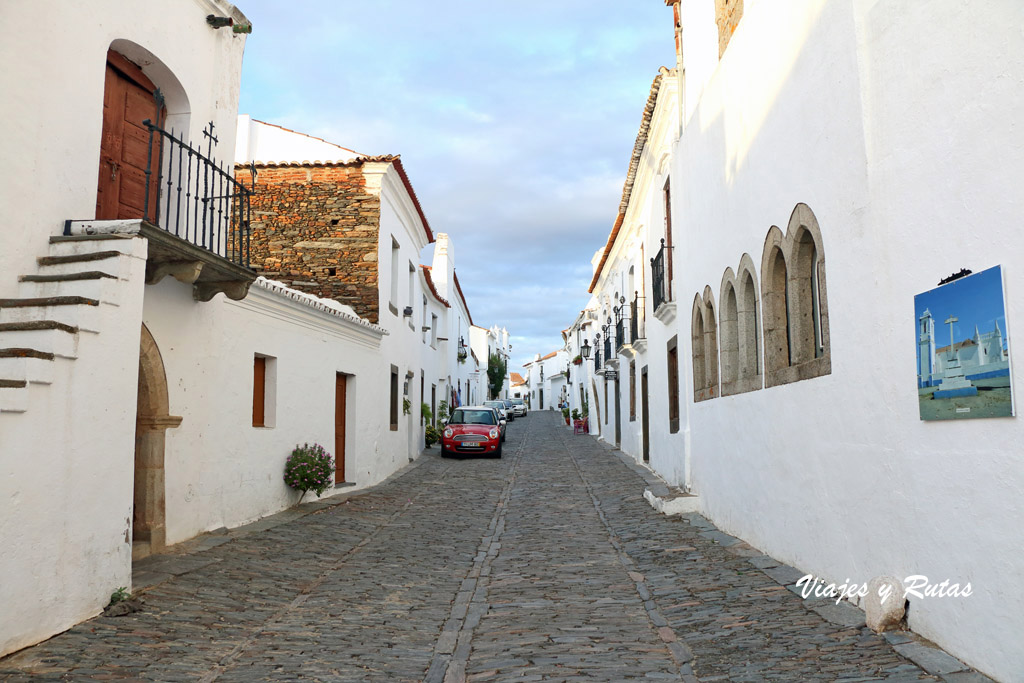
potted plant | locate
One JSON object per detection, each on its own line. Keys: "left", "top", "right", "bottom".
{"left": 572, "top": 355, "right": 583, "bottom": 365}
{"left": 425, "top": 424, "right": 441, "bottom": 448}
{"left": 422, "top": 402, "right": 432, "bottom": 424}
{"left": 402, "top": 397, "right": 412, "bottom": 415}
{"left": 561, "top": 406, "right": 570, "bottom": 425}
{"left": 571, "top": 408, "right": 581, "bottom": 421}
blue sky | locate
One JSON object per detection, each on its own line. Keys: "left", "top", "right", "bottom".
{"left": 914, "top": 266, "right": 1008, "bottom": 353}
{"left": 235, "top": 1, "right": 674, "bottom": 368}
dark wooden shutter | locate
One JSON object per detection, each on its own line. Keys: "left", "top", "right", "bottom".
{"left": 253, "top": 356, "right": 266, "bottom": 427}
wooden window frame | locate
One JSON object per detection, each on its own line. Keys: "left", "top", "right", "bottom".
{"left": 667, "top": 336, "right": 680, "bottom": 433}
{"left": 389, "top": 365, "right": 399, "bottom": 431}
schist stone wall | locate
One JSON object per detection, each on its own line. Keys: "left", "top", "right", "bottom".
{"left": 246, "top": 163, "right": 382, "bottom": 323}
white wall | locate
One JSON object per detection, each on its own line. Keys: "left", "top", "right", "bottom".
{"left": 142, "top": 278, "right": 386, "bottom": 544}
{"left": 669, "top": 0, "right": 1024, "bottom": 678}
{"left": 0, "top": 241, "right": 148, "bottom": 658}
{"left": 0, "top": 0, "right": 248, "bottom": 301}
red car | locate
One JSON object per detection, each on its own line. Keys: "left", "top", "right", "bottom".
{"left": 440, "top": 406, "right": 503, "bottom": 458}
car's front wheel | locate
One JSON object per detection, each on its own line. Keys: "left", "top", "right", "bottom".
{"left": 440, "top": 445, "right": 451, "bottom": 458}
{"left": 493, "top": 443, "right": 502, "bottom": 459}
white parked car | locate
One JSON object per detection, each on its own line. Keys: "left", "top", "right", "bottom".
{"left": 509, "top": 398, "right": 527, "bottom": 417}
{"left": 484, "top": 400, "right": 510, "bottom": 423}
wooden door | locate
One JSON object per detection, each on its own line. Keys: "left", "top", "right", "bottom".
{"left": 641, "top": 367, "right": 650, "bottom": 462}
{"left": 96, "top": 51, "right": 164, "bottom": 221}
{"left": 335, "top": 374, "right": 347, "bottom": 484}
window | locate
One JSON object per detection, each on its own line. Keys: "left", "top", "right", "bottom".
{"left": 603, "top": 381, "right": 608, "bottom": 424}
{"left": 389, "top": 365, "right": 399, "bottom": 431}
{"left": 389, "top": 237, "right": 400, "bottom": 315}
{"left": 720, "top": 281, "right": 738, "bottom": 387}
{"left": 700, "top": 287, "right": 719, "bottom": 401}
{"left": 408, "top": 261, "right": 415, "bottom": 324}
{"left": 422, "top": 296, "right": 428, "bottom": 343}
{"left": 629, "top": 361, "right": 636, "bottom": 421}
{"left": 253, "top": 354, "right": 276, "bottom": 428}
{"left": 430, "top": 313, "right": 438, "bottom": 347}
{"left": 690, "top": 296, "right": 705, "bottom": 398}
{"left": 420, "top": 372, "right": 425, "bottom": 425}
{"left": 720, "top": 256, "right": 762, "bottom": 396}
{"left": 760, "top": 203, "right": 830, "bottom": 387}
{"left": 667, "top": 337, "right": 680, "bottom": 433}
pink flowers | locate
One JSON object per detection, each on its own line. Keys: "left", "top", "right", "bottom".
{"left": 283, "top": 442, "right": 335, "bottom": 497}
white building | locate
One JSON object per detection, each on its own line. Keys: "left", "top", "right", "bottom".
{"left": 0, "top": 0, "right": 506, "bottom": 660}
{"left": 522, "top": 350, "right": 570, "bottom": 411}
{"left": 578, "top": 1, "right": 1024, "bottom": 678}
{"left": 470, "top": 324, "right": 512, "bottom": 400}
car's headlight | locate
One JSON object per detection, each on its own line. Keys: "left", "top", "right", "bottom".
{"left": 488, "top": 428, "right": 500, "bottom": 439}
{"left": 443, "top": 428, "right": 453, "bottom": 438}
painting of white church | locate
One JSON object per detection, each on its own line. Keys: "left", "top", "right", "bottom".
{"left": 915, "top": 266, "right": 1013, "bottom": 421}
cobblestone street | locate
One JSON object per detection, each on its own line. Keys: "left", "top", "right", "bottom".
{"left": 1, "top": 412, "right": 983, "bottom": 682}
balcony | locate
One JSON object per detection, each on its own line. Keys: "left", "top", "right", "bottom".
{"left": 630, "top": 292, "right": 647, "bottom": 354}
{"left": 84, "top": 120, "right": 256, "bottom": 302}
{"left": 651, "top": 238, "right": 676, "bottom": 324}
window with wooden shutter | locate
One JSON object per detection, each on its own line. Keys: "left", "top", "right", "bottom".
{"left": 253, "top": 356, "right": 266, "bottom": 427}
{"left": 390, "top": 365, "right": 399, "bottom": 430}
{"left": 667, "top": 337, "right": 680, "bottom": 433}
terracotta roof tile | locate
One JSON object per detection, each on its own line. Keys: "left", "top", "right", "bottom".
{"left": 420, "top": 265, "right": 450, "bottom": 308}
{"left": 589, "top": 71, "right": 665, "bottom": 293}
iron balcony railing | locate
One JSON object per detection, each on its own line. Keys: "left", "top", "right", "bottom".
{"left": 142, "top": 120, "right": 251, "bottom": 267}
{"left": 603, "top": 336, "right": 611, "bottom": 362}
{"left": 631, "top": 292, "right": 646, "bottom": 341}
{"left": 594, "top": 348, "right": 602, "bottom": 371}
{"left": 615, "top": 317, "right": 626, "bottom": 352}
{"left": 651, "top": 238, "right": 671, "bottom": 312}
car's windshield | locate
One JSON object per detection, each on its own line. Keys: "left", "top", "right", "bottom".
{"left": 511, "top": 399, "right": 524, "bottom": 405}
{"left": 484, "top": 402, "right": 504, "bottom": 410}
{"left": 450, "top": 409, "right": 497, "bottom": 425}
{"left": 502, "top": 400, "right": 513, "bottom": 407}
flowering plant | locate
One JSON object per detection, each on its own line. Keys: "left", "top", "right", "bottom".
{"left": 284, "top": 443, "right": 334, "bottom": 497}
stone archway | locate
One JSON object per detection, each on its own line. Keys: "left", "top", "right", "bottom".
{"left": 133, "top": 323, "right": 181, "bottom": 560}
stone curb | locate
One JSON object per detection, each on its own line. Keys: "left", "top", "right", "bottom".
{"left": 575, "top": 432, "right": 994, "bottom": 682}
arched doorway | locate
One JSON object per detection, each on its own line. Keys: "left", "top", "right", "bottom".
{"left": 133, "top": 324, "right": 180, "bottom": 560}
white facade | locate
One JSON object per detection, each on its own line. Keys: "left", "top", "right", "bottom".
{"left": 522, "top": 350, "right": 570, "bottom": 411}
{"left": 470, "top": 324, "right": 512, "bottom": 401}
{"left": 0, "top": 0, "right": 249, "bottom": 302}
{"left": 586, "top": 1, "right": 1024, "bottom": 679}
{"left": 0, "top": 0, "right": 253, "bottom": 657}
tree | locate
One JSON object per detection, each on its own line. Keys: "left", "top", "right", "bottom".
{"left": 487, "top": 352, "right": 507, "bottom": 400}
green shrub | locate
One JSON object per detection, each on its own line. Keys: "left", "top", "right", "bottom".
{"left": 284, "top": 443, "right": 335, "bottom": 497}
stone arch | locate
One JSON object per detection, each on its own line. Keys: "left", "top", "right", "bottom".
{"left": 760, "top": 204, "right": 831, "bottom": 387}
{"left": 761, "top": 226, "right": 789, "bottom": 383}
{"left": 786, "top": 203, "right": 830, "bottom": 368}
{"left": 736, "top": 253, "right": 762, "bottom": 391}
{"left": 701, "top": 286, "right": 719, "bottom": 400}
{"left": 690, "top": 294, "right": 706, "bottom": 401}
{"left": 719, "top": 269, "right": 739, "bottom": 389}
{"left": 134, "top": 323, "right": 181, "bottom": 558}
{"left": 109, "top": 39, "right": 191, "bottom": 135}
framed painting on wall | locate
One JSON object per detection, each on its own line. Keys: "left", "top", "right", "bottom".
{"left": 915, "top": 265, "right": 1014, "bottom": 421}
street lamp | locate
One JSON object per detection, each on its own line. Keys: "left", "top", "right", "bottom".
{"left": 581, "top": 339, "right": 591, "bottom": 359}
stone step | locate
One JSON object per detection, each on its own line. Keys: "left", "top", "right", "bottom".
{"left": 47, "top": 235, "right": 140, "bottom": 258}
{"left": 0, "top": 327, "right": 79, "bottom": 359}
{"left": 36, "top": 253, "right": 134, "bottom": 279}
{"left": 0, "top": 355, "right": 54, "bottom": 386}
{"left": 0, "top": 297, "right": 102, "bottom": 332}
{"left": 0, "top": 384, "right": 27, "bottom": 413}
{"left": 18, "top": 273, "right": 122, "bottom": 305}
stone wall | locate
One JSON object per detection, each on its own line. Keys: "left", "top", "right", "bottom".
{"left": 246, "top": 164, "right": 382, "bottom": 323}
{"left": 715, "top": 0, "right": 743, "bottom": 58}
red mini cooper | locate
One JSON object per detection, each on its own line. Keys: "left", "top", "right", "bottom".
{"left": 440, "top": 406, "right": 503, "bottom": 458}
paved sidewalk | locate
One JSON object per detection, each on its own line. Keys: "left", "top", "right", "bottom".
{"left": 0, "top": 412, "right": 990, "bottom": 681}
